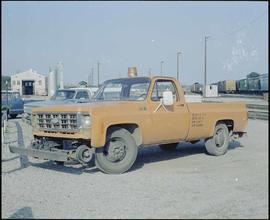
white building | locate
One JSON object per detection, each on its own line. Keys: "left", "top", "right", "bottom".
{"left": 11, "top": 69, "right": 47, "bottom": 96}
{"left": 205, "top": 84, "right": 218, "bottom": 97}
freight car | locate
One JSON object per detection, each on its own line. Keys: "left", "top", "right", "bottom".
{"left": 236, "top": 78, "right": 248, "bottom": 93}
{"left": 191, "top": 82, "right": 203, "bottom": 94}
{"left": 246, "top": 72, "right": 261, "bottom": 94}
{"left": 235, "top": 72, "right": 268, "bottom": 95}
{"left": 217, "top": 80, "right": 236, "bottom": 93}
{"left": 259, "top": 73, "right": 268, "bottom": 92}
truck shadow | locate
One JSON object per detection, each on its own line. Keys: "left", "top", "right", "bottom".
{"left": 130, "top": 140, "right": 242, "bottom": 172}
{"left": 3, "top": 141, "right": 242, "bottom": 175}
{"left": 2, "top": 156, "right": 20, "bottom": 162}
{"left": 28, "top": 160, "right": 99, "bottom": 175}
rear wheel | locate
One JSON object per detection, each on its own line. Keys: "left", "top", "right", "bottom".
{"left": 95, "top": 128, "right": 138, "bottom": 174}
{"left": 205, "top": 123, "right": 230, "bottom": 156}
{"left": 159, "top": 143, "right": 178, "bottom": 151}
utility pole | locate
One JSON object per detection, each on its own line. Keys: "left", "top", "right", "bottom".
{"left": 5, "top": 80, "right": 8, "bottom": 106}
{"left": 204, "top": 36, "right": 210, "bottom": 97}
{"left": 97, "top": 61, "right": 100, "bottom": 87}
{"left": 160, "top": 61, "right": 164, "bottom": 75}
{"left": 177, "top": 51, "right": 181, "bottom": 81}
{"left": 91, "top": 67, "right": 94, "bottom": 86}
{"left": 88, "top": 71, "right": 91, "bottom": 87}
{"left": 148, "top": 68, "right": 152, "bottom": 76}
{"left": 5, "top": 80, "right": 8, "bottom": 122}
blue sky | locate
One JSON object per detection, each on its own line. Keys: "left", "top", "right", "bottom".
{"left": 2, "top": 1, "right": 268, "bottom": 85}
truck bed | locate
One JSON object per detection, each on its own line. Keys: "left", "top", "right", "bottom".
{"left": 186, "top": 102, "right": 247, "bottom": 140}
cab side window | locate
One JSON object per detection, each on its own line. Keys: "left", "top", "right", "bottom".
{"left": 75, "top": 91, "right": 89, "bottom": 100}
{"left": 151, "top": 80, "right": 178, "bottom": 102}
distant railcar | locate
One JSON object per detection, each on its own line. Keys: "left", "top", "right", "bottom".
{"left": 218, "top": 81, "right": 225, "bottom": 93}
{"left": 236, "top": 78, "right": 248, "bottom": 93}
{"left": 259, "top": 73, "right": 268, "bottom": 92}
{"left": 218, "top": 80, "right": 236, "bottom": 93}
{"left": 246, "top": 72, "right": 261, "bottom": 93}
{"left": 247, "top": 76, "right": 260, "bottom": 93}
{"left": 191, "top": 82, "right": 203, "bottom": 94}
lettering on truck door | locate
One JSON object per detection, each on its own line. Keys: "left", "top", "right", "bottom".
{"left": 148, "top": 79, "right": 189, "bottom": 143}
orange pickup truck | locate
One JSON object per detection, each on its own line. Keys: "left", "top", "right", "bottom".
{"left": 10, "top": 76, "right": 247, "bottom": 174}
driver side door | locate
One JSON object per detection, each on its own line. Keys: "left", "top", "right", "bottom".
{"left": 148, "top": 79, "right": 189, "bottom": 143}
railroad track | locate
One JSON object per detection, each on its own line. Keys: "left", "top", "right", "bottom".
{"left": 246, "top": 104, "right": 268, "bottom": 120}
{"left": 203, "top": 100, "right": 268, "bottom": 120}
{"left": 248, "top": 111, "right": 268, "bottom": 120}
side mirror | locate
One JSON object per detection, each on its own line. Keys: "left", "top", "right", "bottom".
{"left": 162, "top": 90, "right": 174, "bottom": 106}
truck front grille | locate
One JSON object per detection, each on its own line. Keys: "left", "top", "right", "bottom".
{"left": 37, "top": 113, "right": 79, "bottom": 131}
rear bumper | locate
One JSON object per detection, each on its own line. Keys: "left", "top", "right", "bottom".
{"left": 9, "top": 145, "right": 71, "bottom": 162}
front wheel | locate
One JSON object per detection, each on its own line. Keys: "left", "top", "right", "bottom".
{"left": 205, "top": 123, "right": 230, "bottom": 156}
{"left": 95, "top": 128, "right": 138, "bottom": 174}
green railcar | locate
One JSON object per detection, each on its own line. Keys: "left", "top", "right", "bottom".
{"left": 236, "top": 79, "right": 248, "bottom": 93}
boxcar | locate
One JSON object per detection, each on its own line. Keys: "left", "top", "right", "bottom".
{"left": 247, "top": 76, "right": 260, "bottom": 93}
{"left": 236, "top": 78, "right": 248, "bottom": 93}
{"left": 259, "top": 73, "right": 268, "bottom": 92}
{"left": 191, "top": 82, "right": 203, "bottom": 94}
{"left": 218, "top": 80, "right": 236, "bottom": 93}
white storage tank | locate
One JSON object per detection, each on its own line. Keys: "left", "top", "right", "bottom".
{"left": 48, "top": 70, "right": 57, "bottom": 97}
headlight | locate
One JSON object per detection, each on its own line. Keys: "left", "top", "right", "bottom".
{"left": 81, "top": 114, "right": 91, "bottom": 129}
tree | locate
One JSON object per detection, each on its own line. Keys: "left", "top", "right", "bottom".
{"left": 1, "top": 76, "right": 11, "bottom": 90}
{"left": 78, "top": 81, "right": 88, "bottom": 87}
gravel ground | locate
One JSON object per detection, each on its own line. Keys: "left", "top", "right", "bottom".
{"left": 1, "top": 117, "right": 268, "bottom": 219}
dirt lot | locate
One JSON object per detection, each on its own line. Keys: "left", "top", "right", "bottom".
{"left": 1, "top": 117, "right": 268, "bottom": 219}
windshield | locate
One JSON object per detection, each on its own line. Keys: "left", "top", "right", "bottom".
{"left": 51, "top": 90, "right": 76, "bottom": 100}
{"left": 1, "top": 92, "right": 20, "bottom": 100}
{"left": 93, "top": 77, "right": 150, "bottom": 101}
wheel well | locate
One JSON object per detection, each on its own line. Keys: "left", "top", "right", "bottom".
{"left": 106, "top": 124, "right": 142, "bottom": 146}
{"left": 216, "top": 119, "right": 234, "bottom": 132}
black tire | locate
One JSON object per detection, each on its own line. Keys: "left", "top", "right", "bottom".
{"left": 159, "top": 143, "right": 178, "bottom": 151}
{"left": 205, "top": 123, "right": 230, "bottom": 156}
{"left": 95, "top": 128, "right": 138, "bottom": 174}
